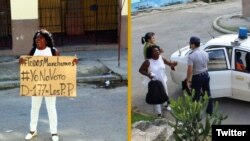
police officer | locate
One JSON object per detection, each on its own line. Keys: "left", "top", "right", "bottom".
{"left": 186, "top": 36, "right": 213, "bottom": 115}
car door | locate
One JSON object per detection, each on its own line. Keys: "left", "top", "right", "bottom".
{"left": 231, "top": 48, "right": 250, "bottom": 101}
{"left": 205, "top": 47, "right": 232, "bottom": 98}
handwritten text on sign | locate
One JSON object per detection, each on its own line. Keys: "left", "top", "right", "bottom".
{"left": 20, "top": 56, "right": 77, "bottom": 97}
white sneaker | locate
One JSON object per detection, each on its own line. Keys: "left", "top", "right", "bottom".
{"left": 167, "top": 106, "right": 172, "bottom": 111}
{"left": 25, "top": 131, "right": 37, "bottom": 140}
{"left": 52, "top": 135, "right": 59, "bottom": 141}
{"left": 163, "top": 104, "right": 172, "bottom": 111}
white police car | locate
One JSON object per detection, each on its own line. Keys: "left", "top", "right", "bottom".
{"left": 170, "top": 28, "right": 250, "bottom": 101}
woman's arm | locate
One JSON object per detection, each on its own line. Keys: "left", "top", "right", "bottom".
{"left": 139, "top": 60, "right": 152, "bottom": 79}
{"left": 55, "top": 50, "right": 60, "bottom": 56}
{"left": 162, "top": 57, "right": 177, "bottom": 67}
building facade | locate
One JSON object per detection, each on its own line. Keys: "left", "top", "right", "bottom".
{"left": 0, "top": 0, "right": 127, "bottom": 55}
{"left": 131, "top": 0, "right": 192, "bottom": 13}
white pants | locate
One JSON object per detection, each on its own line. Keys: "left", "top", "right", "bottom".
{"left": 154, "top": 80, "right": 169, "bottom": 115}
{"left": 30, "top": 96, "right": 57, "bottom": 134}
{"left": 154, "top": 104, "right": 162, "bottom": 114}
{"left": 154, "top": 100, "right": 170, "bottom": 114}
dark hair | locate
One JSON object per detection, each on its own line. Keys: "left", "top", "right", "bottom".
{"left": 32, "top": 29, "right": 54, "bottom": 48}
{"left": 192, "top": 42, "right": 200, "bottom": 47}
{"left": 141, "top": 32, "right": 155, "bottom": 44}
{"left": 236, "top": 52, "right": 242, "bottom": 59}
{"left": 29, "top": 29, "right": 55, "bottom": 55}
{"left": 189, "top": 36, "right": 200, "bottom": 47}
{"left": 146, "top": 45, "right": 160, "bottom": 59}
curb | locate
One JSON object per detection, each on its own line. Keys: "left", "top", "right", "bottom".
{"left": 97, "top": 59, "right": 127, "bottom": 81}
{"left": 213, "top": 13, "right": 240, "bottom": 34}
{"left": 77, "top": 75, "right": 124, "bottom": 83}
{"left": 0, "top": 81, "right": 20, "bottom": 89}
{"left": 0, "top": 74, "right": 127, "bottom": 90}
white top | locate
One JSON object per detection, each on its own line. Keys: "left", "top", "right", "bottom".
{"left": 148, "top": 56, "right": 168, "bottom": 95}
{"left": 34, "top": 47, "right": 52, "bottom": 56}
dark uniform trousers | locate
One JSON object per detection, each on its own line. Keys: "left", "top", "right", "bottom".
{"left": 191, "top": 71, "right": 213, "bottom": 115}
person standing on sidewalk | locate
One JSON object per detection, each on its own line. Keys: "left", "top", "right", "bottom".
{"left": 186, "top": 36, "right": 213, "bottom": 115}
{"left": 141, "top": 32, "right": 163, "bottom": 59}
{"left": 24, "top": 29, "right": 60, "bottom": 141}
{"left": 139, "top": 45, "right": 177, "bottom": 117}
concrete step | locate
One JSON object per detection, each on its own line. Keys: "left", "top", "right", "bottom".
{"left": 132, "top": 119, "right": 174, "bottom": 141}
{"left": 0, "top": 74, "right": 123, "bottom": 90}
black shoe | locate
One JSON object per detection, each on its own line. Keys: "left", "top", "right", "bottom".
{"left": 157, "top": 114, "right": 162, "bottom": 118}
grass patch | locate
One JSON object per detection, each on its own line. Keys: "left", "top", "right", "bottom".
{"left": 132, "top": 111, "right": 157, "bottom": 124}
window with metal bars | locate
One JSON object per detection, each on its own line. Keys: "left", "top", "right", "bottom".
{"left": 39, "top": 0, "right": 118, "bottom": 47}
{"left": 0, "top": 0, "right": 12, "bottom": 50}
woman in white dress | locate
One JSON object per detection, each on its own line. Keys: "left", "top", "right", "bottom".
{"left": 139, "top": 45, "right": 177, "bottom": 117}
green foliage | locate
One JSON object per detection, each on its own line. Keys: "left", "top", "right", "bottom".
{"left": 169, "top": 91, "right": 227, "bottom": 141}
{"left": 132, "top": 111, "right": 157, "bottom": 124}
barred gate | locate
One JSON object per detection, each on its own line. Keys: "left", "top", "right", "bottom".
{"left": 0, "top": 0, "right": 12, "bottom": 50}
{"left": 39, "top": 0, "right": 118, "bottom": 47}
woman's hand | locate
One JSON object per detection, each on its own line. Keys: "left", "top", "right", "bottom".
{"left": 148, "top": 72, "right": 155, "bottom": 80}
{"left": 171, "top": 61, "right": 177, "bottom": 67}
{"left": 72, "top": 58, "right": 79, "bottom": 65}
{"left": 148, "top": 75, "right": 154, "bottom": 79}
{"left": 186, "top": 80, "right": 191, "bottom": 91}
{"left": 159, "top": 48, "right": 164, "bottom": 53}
{"left": 170, "top": 61, "right": 177, "bottom": 70}
{"left": 19, "top": 57, "right": 26, "bottom": 65}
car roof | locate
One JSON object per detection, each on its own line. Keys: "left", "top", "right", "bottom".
{"left": 241, "top": 37, "right": 250, "bottom": 48}
{"left": 206, "top": 34, "right": 237, "bottom": 46}
{"left": 205, "top": 34, "right": 250, "bottom": 50}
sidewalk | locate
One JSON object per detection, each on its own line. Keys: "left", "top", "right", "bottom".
{"left": 213, "top": 13, "right": 250, "bottom": 34}
{"left": 0, "top": 48, "right": 127, "bottom": 89}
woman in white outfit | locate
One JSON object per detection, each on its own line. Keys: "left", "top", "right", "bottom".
{"left": 139, "top": 45, "right": 177, "bottom": 117}
{"left": 22, "top": 29, "right": 60, "bottom": 141}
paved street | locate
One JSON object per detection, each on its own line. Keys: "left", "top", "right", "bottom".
{"left": 132, "top": 0, "right": 250, "bottom": 124}
{"left": 0, "top": 84, "right": 127, "bottom": 141}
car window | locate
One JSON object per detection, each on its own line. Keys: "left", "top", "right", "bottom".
{"left": 235, "top": 49, "right": 250, "bottom": 73}
{"left": 206, "top": 49, "right": 228, "bottom": 71}
{"left": 205, "top": 45, "right": 232, "bottom": 62}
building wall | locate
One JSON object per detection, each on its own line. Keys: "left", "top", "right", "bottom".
{"left": 121, "top": 15, "right": 128, "bottom": 49}
{"left": 9, "top": 0, "right": 38, "bottom": 55}
{"left": 11, "top": 0, "right": 38, "bottom": 20}
{"left": 242, "top": 0, "right": 250, "bottom": 19}
{"left": 121, "top": 0, "right": 128, "bottom": 49}
{"left": 11, "top": 20, "right": 38, "bottom": 55}
{"left": 122, "top": 0, "right": 128, "bottom": 15}
{"left": 131, "top": 0, "right": 191, "bottom": 13}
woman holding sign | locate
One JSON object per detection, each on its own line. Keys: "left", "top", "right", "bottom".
{"left": 24, "top": 29, "right": 60, "bottom": 141}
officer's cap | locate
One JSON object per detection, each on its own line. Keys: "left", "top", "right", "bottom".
{"left": 189, "top": 36, "right": 200, "bottom": 44}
